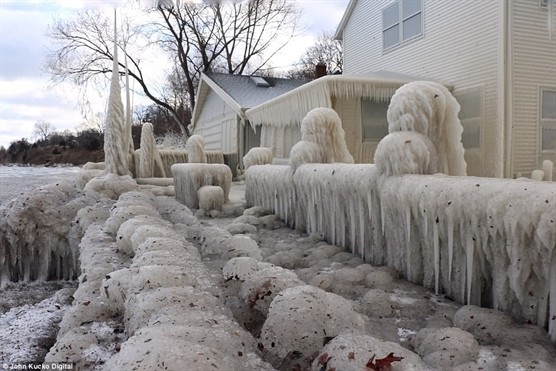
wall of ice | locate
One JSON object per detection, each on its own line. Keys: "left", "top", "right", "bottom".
{"left": 245, "top": 164, "right": 556, "bottom": 341}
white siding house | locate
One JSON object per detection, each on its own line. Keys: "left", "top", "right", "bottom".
{"left": 336, "top": 0, "right": 556, "bottom": 178}
{"left": 192, "top": 73, "right": 308, "bottom": 171}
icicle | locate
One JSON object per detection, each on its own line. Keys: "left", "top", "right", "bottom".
{"left": 433, "top": 218, "right": 440, "bottom": 295}
{"left": 549, "top": 251, "right": 556, "bottom": 342}
{"left": 405, "top": 207, "right": 411, "bottom": 246}
{"left": 358, "top": 202, "right": 365, "bottom": 260}
{"left": 447, "top": 216, "right": 454, "bottom": 283}
{"left": 466, "top": 233, "right": 474, "bottom": 305}
{"left": 349, "top": 199, "right": 356, "bottom": 253}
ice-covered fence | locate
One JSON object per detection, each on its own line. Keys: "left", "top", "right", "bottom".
{"left": 245, "top": 164, "right": 556, "bottom": 341}
{"left": 171, "top": 164, "right": 232, "bottom": 209}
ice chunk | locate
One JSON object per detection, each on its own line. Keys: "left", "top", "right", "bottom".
{"left": 198, "top": 185, "right": 225, "bottom": 211}
{"left": 171, "top": 163, "right": 232, "bottom": 209}
{"left": 243, "top": 147, "right": 273, "bottom": 170}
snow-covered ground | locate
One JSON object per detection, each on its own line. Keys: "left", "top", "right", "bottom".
{"left": 1, "top": 169, "right": 555, "bottom": 370}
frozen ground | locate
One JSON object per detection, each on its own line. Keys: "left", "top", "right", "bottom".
{"left": 0, "top": 172, "right": 555, "bottom": 369}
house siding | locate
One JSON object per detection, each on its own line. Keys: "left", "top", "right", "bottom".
{"left": 195, "top": 89, "right": 238, "bottom": 153}
{"left": 342, "top": 0, "right": 502, "bottom": 177}
{"left": 510, "top": 0, "right": 556, "bottom": 177}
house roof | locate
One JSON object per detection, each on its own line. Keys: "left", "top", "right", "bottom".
{"left": 334, "top": 0, "right": 358, "bottom": 40}
{"left": 245, "top": 71, "right": 453, "bottom": 128}
{"left": 191, "top": 73, "right": 309, "bottom": 127}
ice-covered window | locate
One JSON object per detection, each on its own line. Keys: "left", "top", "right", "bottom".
{"left": 456, "top": 88, "right": 482, "bottom": 150}
{"left": 361, "top": 98, "right": 390, "bottom": 142}
{"left": 382, "top": 0, "right": 423, "bottom": 50}
{"left": 541, "top": 89, "right": 556, "bottom": 151}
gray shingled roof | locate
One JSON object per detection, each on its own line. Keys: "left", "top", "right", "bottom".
{"left": 206, "top": 73, "right": 309, "bottom": 109}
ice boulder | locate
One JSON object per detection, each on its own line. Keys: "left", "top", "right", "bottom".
{"left": 239, "top": 266, "right": 304, "bottom": 315}
{"left": 222, "top": 257, "right": 261, "bottom": 281}
{"left": 83, "top": 174, "right": 138, "bottom": 200}
{"left": 115, "top": 215, "right": 172, "bottom": 255}
{"left": 311, "top": 333, "right": 426, "bottom": 371}
{"left": 198, "top": 185, "right": 225, "bottom": 211}
{"left": 223, "top": 234, "right": 262, "bottom": 261}
{"left": 413, "top": 327, "right": 479, "bottom": 369}
{"left": 259, "top": 285, "right": 366, "bottom": 367}
{"left": 104, "top": 204, "right": 160, "bottom": 236}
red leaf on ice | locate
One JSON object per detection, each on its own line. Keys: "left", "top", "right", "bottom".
{"left": 348, "top": 351, "right": 355, "bottom": 360}
{"left": 317, "top": 352, "right": 331, "bottom": 366}
{"left": 365, "top": 352, "right": 404, "bottom": 371}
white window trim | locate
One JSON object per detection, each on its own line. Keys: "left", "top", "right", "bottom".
{"left": 540, "top": 87, "right": 556, "bottom": 153}
{"left": 382, "top": 0, "right": 424, "bottom": 52}
{"left": 454, "top": 86, "right": 484, "bottom": 154}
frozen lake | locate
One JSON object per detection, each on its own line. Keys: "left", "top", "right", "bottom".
{"left": 0, "top": 165, "right": 80, "bottom": 206}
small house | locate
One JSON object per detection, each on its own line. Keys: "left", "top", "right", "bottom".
{"left": 191, "top": 73, "right": 308, "bottom": 172}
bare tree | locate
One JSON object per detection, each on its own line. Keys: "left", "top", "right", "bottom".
{"left": 46, "top": 1, "right": 300, "bottom": 136}
{"left": 286, "top": 31, "right": 343, "bottom": 79}
{"left": 33, "top": 120, "right": 57, "bottom": 142}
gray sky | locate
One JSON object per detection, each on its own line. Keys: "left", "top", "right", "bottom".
{"left": 0, "top": 0, "right": 349, "bottom": 149}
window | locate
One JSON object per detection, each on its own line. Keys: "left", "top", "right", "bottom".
{"left": 456, "top": 89, "right": 482, "bottom": 150}
{"left": 361, "top": 98, "right": 390, "bottom": 142}
{"left": 382, "top": 0, "right": 423, "bottom": 50}
{"left": 541, "top": 89, "right": 556, "bottom": 151}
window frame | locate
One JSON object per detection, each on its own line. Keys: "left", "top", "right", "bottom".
{"left": 360, "top": 97, "right": 391, "bottom": 143}
{"left": 454, "top": 87, "right": 483, "bottom": 153}
{"left": 540, "top": 87, "right": 556, "bottom": 153}
{"left": 382, "top": 0, "right": 423, "bottom": 51}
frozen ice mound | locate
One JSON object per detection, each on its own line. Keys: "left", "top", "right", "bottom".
{"left": 171, "top": 163, "right": 232, "bottom": 209}
{"left": 104, "top": 204, "right": 161, "bottom": 236}
{"left": 222, "top": 257, "right": 263, "bottom": 281}
{"left": 311, "top": 333, "right": 427, "bottom": 371}
{"left": 374, "top": 131, "right": 437, "bottom": 176}
{"left": 198, "top": 185, "right": 225, "bottom": 211}
{"left": 223, "top": 234, "right": 262, "bottom": 261}
{"left": 115, "top": 216, "right": 173, "bottom": 255}
{"left": 259, "top": 285, "right": 366, "bottom": 367}
{"left": 0, "top": 181, "right": 95, "bottom": 287}
{"left": 413, "top": 327, "right": 479, "bottom": 369}
{"left": 239, "top": 265, "right": 304, "bottom": 315}
{"left": 83, "top": 174, "right": 138, "bottom": 200}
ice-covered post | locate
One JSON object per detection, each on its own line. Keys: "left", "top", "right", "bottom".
{"left": 138, "top": 123, "right": 155, "bottom": 178}
{"left": 103, "top": 9, "right": 129, "bottom": 176}
{"left": 186, "top": 135, "right": 206, "bottom": 163}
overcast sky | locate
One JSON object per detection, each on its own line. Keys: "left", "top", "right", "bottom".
{"left": 0, "top": 0, "right": 349, "bottom": 149}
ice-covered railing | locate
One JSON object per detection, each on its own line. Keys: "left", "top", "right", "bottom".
{"left": 245, "top": 164, "right": 556, "bottom": 341}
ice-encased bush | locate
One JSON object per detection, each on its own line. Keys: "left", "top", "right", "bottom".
{"left": 289, "top": 107, "right": 354, "bottom": 172}
{"left": 374, "top": 131, "right": 437, "bottom": 176}
{"left": 259, "top": 285, "right": 366, "bottom": 367}
{"left": 243, "top": 147, "right": 273, "bottom": 170}
{"left": 0, "top": 181, "right": 95, "bottom": 287}
{"left": 387, "top": 80, "right": 466, "bottom": 176}
{"left": 171, "top": 163, "right": 232, "bottom": 209}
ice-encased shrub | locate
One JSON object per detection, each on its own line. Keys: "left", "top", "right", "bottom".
{"left": 198, "top": 185, "right": 225, "bottom": 211}
{"left": 171, "top": 163, "right": 232, "bottom": 209}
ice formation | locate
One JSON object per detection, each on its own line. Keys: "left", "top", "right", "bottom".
{"left": 387, "top": 80, "right": 466, "bottom": 176}
{"left": 198, "top": 185, "right": 225, "bottom": 211}
{"left": 259, "top": 285, "right": 366, "bottom": 367}
{"left": 103, "top": 15, "right": 129, "bottom": 176}
{"left": 543, "top": 160, "right": 553, "bottom": 181}
{"left": 171, "top": 163, "right": 232, "bottom": 209}
{"left": 186, "top": 134, "right": 207, "bottom": 163}
{"left": 137, "top": 122, "right": 156, "bottom": 178}
{"left": 243, "top": 147, "right": 273, "bottom": 170}
{"left": 0, "top": 182, "right": 95, "bottom": 288}
{"left": 289, "top": 107, "right": 354, "bottom": 172}
{"left": 245, "top": 81, "right": 555, "bottom": 341}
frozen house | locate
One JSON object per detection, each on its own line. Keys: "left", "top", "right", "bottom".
{"left": 334, "top": 0, "right": 556, "bottom": 178}
{"left": 191, "top": 73, "right": 308, "bottom": 172}
{"left": 245, "top": 71, "right": 450, "bottom": 163}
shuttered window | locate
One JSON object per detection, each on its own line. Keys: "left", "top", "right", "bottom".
{"left": 361, "top": 98, "right": 390, "bottom": 142}
{"left": 541, "top": 89, "right": 556, "bottom": 151}
{"left": 382, "top": 0, "right": 423, "bottom": 50}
